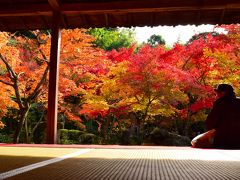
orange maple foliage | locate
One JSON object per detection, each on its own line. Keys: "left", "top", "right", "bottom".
{"left": 57, "top": 29, "right": 106, "bottom": 123}
{"left": 0, "top": 28, "right": 106, "bottom": 141}
{"left": 0, "top": 30, "right": 50, "bottom": 142}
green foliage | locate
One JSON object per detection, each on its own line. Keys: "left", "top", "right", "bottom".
{"left": 187, "top": 31, "right": 219, "bottom": 44}
{"left": 59, "top": 129, "right": 69, "bottom": 144}
{"left": 147, "top": 34, "right": 166, "bottom": 46}
{"left": 1, "top": 108, "right": 18, "bottom": 134}
{"left": 15, "top": 31, "right": 37, "bottom": 39}
{"left": 87, "top": 28, "right": 136, "bottom": 51}
{"left": 22, "top": 103, "right": 46, "bottom": 143}
{"left": 84, "top": 120, "right": 99, "bottom": 134}
{"left": 27, "top": 103, "right": 45, "bottom": 125}
{"left": 0, "top": 133, "right": 12, "bottom": 143}
{"left": 79, "top": 133, "right": 96, "bottom": 144}
{"left": 59, "top": 129, "right": 96, "bottom": 144}
{"left": 129, "top": 134, "right": 143, "bottom": 145}
{"left": 14, "top": 30, "right": 50, "bottom": 39}
{"left": 32, "top": 122, "right": 46, "bottom": 144}
{"left": 149, "top": 127, "right": 191, "bottom": 146}
{"left": 64, "top": 120, "right": 85, "bottom": 131}
{"left": 190, "top": 121, "right": 206, "bottom": 135}
{"left": 68, "top": 129, "right": 85, "bottom": 142}
{"left": 64, "top": 95, "right": 84, "bottom": 105}
{"left": 150, "top": 127, "right": 169, "bottom": 142}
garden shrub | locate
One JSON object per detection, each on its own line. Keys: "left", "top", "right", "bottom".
{"left": 149, "top": 127, "right": 191, "bottom": 146}
{"left": 79, "top": 133, "right": 96, "bottom": 144}
{"left": 59, "top": 129, "right": 69, "bottom": 144}
{"left": 0, "top": 133, "right": 13, "bottom": 143}
{"left": 59, "top": 129, "right": 93, "bottom": 144}
{"left": 120, "top": 130, "right": 130, "bottom": 145}
{"left": 33, "top": 122, "right": 46, "bottom": 144}
{"left": 68, "top": 129, "right": 85, "bottom": 143}
{"left": 190, "top": 120, "right": 206, "bottom": 137}
{"left": 130, "top": 134, "right": 143, "bottom": 145}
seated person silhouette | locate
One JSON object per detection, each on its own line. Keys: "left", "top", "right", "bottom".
{"left": 192, "top": 84, "right": 240, "bottom": 149}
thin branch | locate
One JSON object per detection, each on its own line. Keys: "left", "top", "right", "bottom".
{"left": 149, "top": 95, "right": 157, "bottom": 103}
{"left": 31, "top": 111, "right": 45, "bottom": 136}
{"left": 134, "top": 95, "right": 140, "bottom": 102}
{"left": 13, "top": 80, "right": 24, "bottom": 109}
{"left": 0, "top": 53, "right": 23, "bottom": 109}
{"left": 0, "top": 79, "right": 14, "bottom": 86}
{"left": 27, "top": 65, "right": 49, "bottom": 101}
{"left": 30, "top": 89, "right": 41, "bottom": 100}
{"left": 36, "top": 57, "right": 49, "bottom": 63}
{"left": 182, "top": 54, "right": 193, "bottom": 70}
{"left": 0, "top": 53, "right": 17, "bottom": 79}
{"left": 14, "top": 36, "right": 50, "bottom": 103}
{"left": 17, "top": 72, "right": 24, "bottom": 79}
{"left": 39, "top": 49, "right": 49, "bottom": 64}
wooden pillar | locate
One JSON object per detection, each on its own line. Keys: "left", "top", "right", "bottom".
{"left": 46, "top": 11, "right": 61, "bottom": 144}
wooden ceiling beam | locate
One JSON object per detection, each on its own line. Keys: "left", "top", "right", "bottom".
{"left": 48, "top": 0, "right": 61, "bottom": 11}
{"left": 61, "top": 0, "right": 240, "bottom": 13}
{"left": 0, "top": 0, "right": 239, "bottom": 17}
{"left": 0, "top": 20, "right": 9, "bottom": 32}
{"left": 104, "top": 14, "right": 109, "bottom": 27}
{"left": 0, "top": 4, "right": 51, "bottom": 17}
{"left": 219, "top": 9, "right": 226, "bottom": 24}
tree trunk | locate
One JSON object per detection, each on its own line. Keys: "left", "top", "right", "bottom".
{"left": 184, "top": 108, "right": 192, "bottom": 136}
{"left": 103, "top": 118, "right": 110, "bottom": 142}
{"left": 25, "top": 117, "right": 30, "bottom": 143}
{"left": 29, "top": 112, "right": 45, "bottom": 143}
{"left": 13, "top": 107, "right": 30, "bottom": 143}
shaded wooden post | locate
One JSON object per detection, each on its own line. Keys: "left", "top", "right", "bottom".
{"left": 46, "top": 11, "right": 61, "bottom": 144}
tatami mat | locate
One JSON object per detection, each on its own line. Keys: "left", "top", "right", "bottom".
{"left": 0, "top": 146, "right": 239, "bottom": 180}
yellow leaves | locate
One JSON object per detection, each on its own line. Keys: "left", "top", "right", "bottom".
{"left": 0, "top": 32, "right": 9, "bottom": 49}
{"left": 167, "top": 88, "right": 188, "bottom": 104}
{"left": 0, "top": 46, "right": 20, "bottom": 66}
{"left": 131, "top": 100, "right": 176, "bottom": 117}
{"left": 0, "top": 120, "right": 5, "bottom": 129}
{"left": 0, "top": 88, "right": 17, "bottom": 114}
{"left": 191, "top": 111, "right": 208, "bottom": 122}
{"left": 81, "top": 100, "right": 109, "bottom": 114}
{"left": 229, "top": 33, "right": 240, "bottom": 41}
{"left": 101, "top": 79, "right": 119, "bottom": 97}
{"left": 117, "top": 97, "right": 135, "bottom": 107}
{"left": 204, "top": 47, "right": 240, "bottom": 86}
{"left": 151, "top": 105, "right": 176, "bottom": 117}
{"left": 108, "top": 62, "right": 127, "bottom": 78}
{"left": 204, "top": 48, "right": 227, "bottom": 65}
{"left": 99, "top": 62, "right": 132, "bottom": 101}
